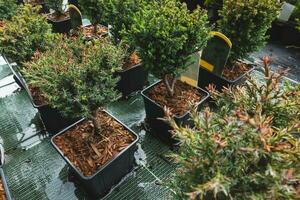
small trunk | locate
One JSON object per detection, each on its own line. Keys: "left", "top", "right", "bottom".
{"left": 90, "top": 110, "right": 101, "bottom": 141}
{"left": 163, "top": 74, "right": 177, "bottom": 97}
{"left": 93, "top": 23, "right": 98, "bottom": 35}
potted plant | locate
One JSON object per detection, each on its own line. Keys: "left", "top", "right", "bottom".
{"left": 45, "top": 0, "right": 71, "bottom": 33}
{"left": 24, "top": 38, "right": 138, "bottom": 198}
{"left": 0, "top": 4, "right": 56, "bottom": 88}
{"left": 198, "top": 0, "right": 282, "bottom": 91}
{"left": 125, "top": 0, "right": 211, "bottom": 146}
{"left": 0, "top": 0, "right": 18, "bottom": 20}
{"left": 167, "top": 58, "right": 300, "bottom": 199}
{"left": 20, "top": 36, "right": 85, "bottom": 134}
{"left": 101, "top": 0, "right": 148, "bottom": 96}
{"left": 77, "top": 0, "right": 146, "bottom": 96}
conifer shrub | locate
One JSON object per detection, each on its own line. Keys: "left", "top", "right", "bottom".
{"left": 0, "top": 4, "right": 55, "bottom": 65}
{"left": 45, "top": 0, "right": 64, "bottom": 17}
{"left": 22, "top": 37, "right": 125, "bottom": 134}
{"left": 217, "top": 0, "right": 282, "bottom": 63}
{"left": 167, "top": 59, "right": 300, "bottom": 199}
{"left": 0, "top": 0, "right": 18, "bottom": 20}
{"left": 125, "top": 0, "right": 211, "bottom": 96}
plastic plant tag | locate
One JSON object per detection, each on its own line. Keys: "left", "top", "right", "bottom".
{"left": 180, "top": 51, "right": 201, "bottom": 87}
{"left": 199, "top": 31, "right": 232, "bottom": 76}
{"left": 69, "top": 4, "right": 83, "bottom": 30}
{"left": 278, "top": 2, "right": 295, "bottom": 22}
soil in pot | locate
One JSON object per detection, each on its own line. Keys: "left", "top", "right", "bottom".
{"left": 78, "top": 25, "right": 108, "bottom": 40}
{"left": 47, "top": 12, "right": 70, "bottom": 23}
{"left": 147, "top": 80, "right": 202, "bottom": 116}
{"left": 122, "top": 51, "right": 141, "bottom": 70}
{"left": 0, "top": 179, "right": 6, "bottom": 200}
{"left": 29, "top": 85, "right": 47, "bottom": 106}
{"left": 53, "top": 111, "right": 136, "bottom": 177}
{"left": 222, "top": 61, "right": 253, "bottom": 81}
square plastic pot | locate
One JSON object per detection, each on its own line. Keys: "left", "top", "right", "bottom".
{"left": 198, "top": 64, "right": 255, "bottom": 91}
{"left": 51, "top": 111, "right": 139, "bottom": 199}
{"left": 115, "top": 63, "right": 148, "bottom": 97}
{"left": 47, "top": 17, "right": 71, "bottom": 34}
{"left": 5, "top": 56, "right": 78, "bottom": 134}
{"left": 0, "top": 168, "right": 12, "bottom": 200}
{"left": 268, "top": 21, "right": 300, "bottom": 46}
{"left": 141, "top": 80, "right": 210, "bottom": 148}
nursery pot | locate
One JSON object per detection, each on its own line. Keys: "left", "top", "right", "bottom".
{"left": 115, "top": 63, "right": 148, "bottom": 97}
{"left": 47, "top": 15, "right": 71, "bottom": 34}
{"left": 51, "top": 111, "right": 139, "bottom": 199}
{"left": 198, "top": 64, "right": 255, "bottom": 91}
{"left": 268, "top": 21, "right": 300, "bottom": 46}
{"left": 0, "top": 168, "right": 12, "bottom": 200}
{"left": 141, "top": 80, "right": 210, "bottom": 148}
{"left": 19, "top": 72, "right": 80, "bottom": 135}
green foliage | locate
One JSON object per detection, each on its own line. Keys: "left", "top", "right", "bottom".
{"left": 125, "top": 0, "right": 210, "bottom": 95}
{"left": 100, "top": 0, "right": 144, "bottom": 44}
{"left": 77, "top": 0, "right": 106, "bottom": 28}
{"left": 0, "top": 0, "right": 18, "bottom": 20}
{"left": 45, "top": 0, "right": 64, "bottom": 15}
{"left": 0, "top": 4, "right": 56, "bottom": 65}
{"left": 168, "top": 61, "right": 300, "bottom": 199}
{"left": 22, "top": 36, "right": 124, "bottom": 120}
{"left": 217, "top": 0, "right": 282, "bottom": 63}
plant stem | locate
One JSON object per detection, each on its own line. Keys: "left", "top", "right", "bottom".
{"left": 163, "top": 74, "right": 177, "bottom": 97}
{"left": 90, "top": 109, "right": 101, "bottom": 141}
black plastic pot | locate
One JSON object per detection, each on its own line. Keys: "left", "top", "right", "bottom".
{"left": 51, "top": 111, "right": 139, "bottom": 199}
{"left": 142, "top": 80, "right": 210, "bottom": 148}
{"left": 198, "top": 64, "right": 255, "bottom": 91}
{"left": 0, "top": 168, "right": 13, "bottom": 200}
{"left": 268, "top": 21, "right": 300, "bottom": 46}
{"left": 47, "top": 16, "right": 71, "bottom": 34}
{"left": 116, "top": 63, "right": 148, "bottom": 97}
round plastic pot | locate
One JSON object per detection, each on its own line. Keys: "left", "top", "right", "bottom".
{"left": 0, "top": 168, "right": 12, "bottom": 200}
{"left": 47, "top": 17, "right": 71, "bottom": 34}
{"left": 115, "top": 63, "right": 148, "bottom": 97}
{"left": 198, "top": 64, "right": 255, "bottom": 91}
{"left": 51, "top": 111, "right": 139, "bottom": 199}
{"left": 141, "top": 80, "right": 210, "bottom": 148}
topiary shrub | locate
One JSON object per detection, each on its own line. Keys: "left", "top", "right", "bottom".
{"left": 0, "top": 0, "right": 18, "bottom": 20}
{"left": 125, "top": 0, "right": 211, "bottom": 96}
{"left": 0, "top": 4, "right": 56, "bottom": 65}
{"left": 22, "top": 36, "right": 125, "bottom": 134}
{"left": 217, "top": 0, "right": 282, "bottom": 63}
{"left": 167, "top": 61, "right": 300, "bottom": 199}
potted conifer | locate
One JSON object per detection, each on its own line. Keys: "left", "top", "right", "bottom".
{"left": 0, "top": 4, "right": 56, "bottom": 88}
{"left": 46, "top": 0, "right": 71, "bottom": 33}
{"left": 23, "top": 37, "right": 139, "bottom": 198}
{"left": 78, "top": 0, "right": 148, "bottom": 96}
{"left": 126, "top": 0, "right": 211, "bottom": 146}
{"left": 168, "top": 58, "right": 300, "bottom": 199}
{"left": 198, "top": 0, "right": 282, "bottom": 90}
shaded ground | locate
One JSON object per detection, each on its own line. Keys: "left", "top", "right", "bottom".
{"left": 0, "top": 42, "right": 298, "bottom": 200}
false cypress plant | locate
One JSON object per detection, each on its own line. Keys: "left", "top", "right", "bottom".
{"left": 125, "top": 0, "right": 211, "bottom": 96}
{"left": 0, "top": 0, "right": 18, "bottom": 20}
{"left": 22, "top": 37, "right": 125, "bottom": 136}
{"left": 217, "top": 0, "right": 282, "bottom": 63}
{"left": 167, "top": 62, "right": 300, "bottom": 199}
{"left": 45, "top": 0, "right": 65, "bottom": 18}
{"left": 0, "top": 4, "right": 56, "bottom": 65}
{"left": 77, "top": 0, "right": 106, "bottom": 34}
